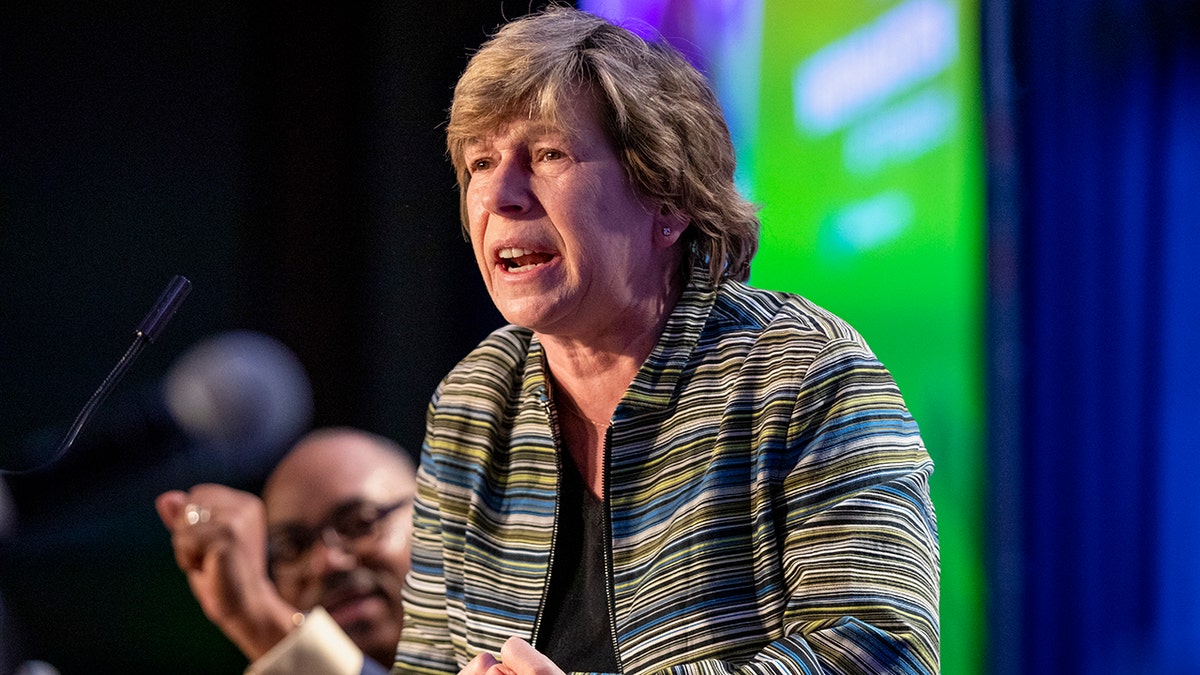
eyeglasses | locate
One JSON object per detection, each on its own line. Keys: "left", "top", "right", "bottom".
{"left": 268, "top": 498, "right": 410, "bottom": 571}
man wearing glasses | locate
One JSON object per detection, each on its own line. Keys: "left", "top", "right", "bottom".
{"left": 157, "top": 427, "right": 416, "bottom": 674}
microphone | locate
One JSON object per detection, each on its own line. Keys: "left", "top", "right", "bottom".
{"left": 162, "top": 329, "right": 314, "bottom": 468}
{"left": 2, "top": 329, "right": 312, "bottom": 518}
{"left": 136, "top": 275, "right": 192, "bottom": 343}
{"left": 1, "top": 275, "right": 191, "bottom": 474}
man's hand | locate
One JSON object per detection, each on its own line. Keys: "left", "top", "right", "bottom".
{"left": 156, "top": 484, "right": 300, "bottom": 660}
{"left": 458, "top": 637, "right": 565, "bottom": 675}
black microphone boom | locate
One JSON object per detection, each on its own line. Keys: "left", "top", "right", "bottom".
{"left": 2, "top": 275, "right": 192, "bottom": 474}
{"left": 136, "top": 274, "right": 192, "bottom": 343}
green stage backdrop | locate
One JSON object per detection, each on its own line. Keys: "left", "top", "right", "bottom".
{"left": 583, "top": 1, "right": 987, "bottom": 672}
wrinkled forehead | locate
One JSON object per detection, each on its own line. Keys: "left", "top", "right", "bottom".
{"left": 463, "top": 116, "right": 571, "bottom": 152}
{"left": 451, "top": 81, "right": 604, "bottom": 164}
{"left": 456, "top": 105, "right": 558, "bottom": 152}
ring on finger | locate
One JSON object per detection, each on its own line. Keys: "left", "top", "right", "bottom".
{"left": 184, "top": 503, "right": 211, "bottom": 526}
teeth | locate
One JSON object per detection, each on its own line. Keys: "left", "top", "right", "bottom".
{"left": 498, "top": 247, "right": 535, "bottom": 259}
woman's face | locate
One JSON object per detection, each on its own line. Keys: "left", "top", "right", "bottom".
{"left": 462, "top": 94, "right": 685, "bottom": 340}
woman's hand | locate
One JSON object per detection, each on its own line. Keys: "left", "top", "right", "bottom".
{"left": 459, "top": 637, "right": 565, "bottom": 675}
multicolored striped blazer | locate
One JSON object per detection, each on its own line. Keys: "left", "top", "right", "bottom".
{"left": 395, "top": 269, "right": 940, "bottom": 674}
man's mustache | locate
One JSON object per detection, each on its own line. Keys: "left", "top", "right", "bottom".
{"left": 305, "top": 566, "right": 385, "bottom": 610}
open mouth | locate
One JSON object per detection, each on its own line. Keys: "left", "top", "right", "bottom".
{"left": 498, "top": 247, "right": 555, "bottom": 273}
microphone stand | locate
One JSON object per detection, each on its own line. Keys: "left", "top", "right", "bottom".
{"left": 3, "top": 275, "right": 191, "bottom": 474}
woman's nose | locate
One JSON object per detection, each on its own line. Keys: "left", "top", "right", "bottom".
{"left": 477, "top": 156, "right": 534, "bottom": 216}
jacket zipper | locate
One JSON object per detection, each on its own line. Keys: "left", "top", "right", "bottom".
{"left": 529, "top": 388, "right": 563, "bottom": 647}
{"left": 600, "top": 423, "right": 624, "bottom": 671}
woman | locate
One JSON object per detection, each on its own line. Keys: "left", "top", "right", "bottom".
{"left": 398, "top": 7, "right": 939, "bottom": 675}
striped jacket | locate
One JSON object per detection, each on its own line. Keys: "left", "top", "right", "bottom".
{"left": 395, "top": 271, "right": 940, "bottom": 674}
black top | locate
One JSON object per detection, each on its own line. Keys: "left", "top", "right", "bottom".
{"left": 534, "top": 451, "right": 621, "bottom": 672}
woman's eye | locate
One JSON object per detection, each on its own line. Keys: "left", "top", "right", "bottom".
{"left": 539, "top": 149, "right": 564, "bottom": 162}
{"left": 468, "top": 158, "right": 491, "bottom": 173}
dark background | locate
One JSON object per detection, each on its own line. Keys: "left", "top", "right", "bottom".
{"left": 0, "top": 2, "right": 543, "bottom": 672}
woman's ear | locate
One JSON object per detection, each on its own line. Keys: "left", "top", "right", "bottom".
{"left": 655, "top": 206, "right": 690, "bottom": 247}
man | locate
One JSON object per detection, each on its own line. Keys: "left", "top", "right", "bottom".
{"left": 157, "top": 427, "right": 415, "bottom": 674}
